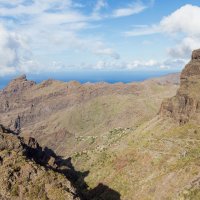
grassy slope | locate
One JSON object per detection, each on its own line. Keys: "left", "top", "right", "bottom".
{"left": 27, "top": 81, "right": 178, "bottom": 156}
{"left": 71, "top": 117, "right": 200, "bottom": 199}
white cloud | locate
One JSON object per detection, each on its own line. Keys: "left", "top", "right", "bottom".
{"left": 94, "top": 0, "right": 108, "bottom": 13}
{"left": 0, "top": 0, "right": 25, "bottom": 6}
{"left": 126, "top": 59, "right": 159, "bottom": 69}
{"left": 0, "top": 0, "right": 123, "bottom": 75}
{"left": 89, "top": 59, "right": 167, "bottom": 71}
{"left": 0, "top": 0, "right": 157, "bottom": 75}
{"left": 125, "top": 4, "right": 200, "bottom": 60}
{"left": 161, "top": 5, "right": 200, "bottom": 59}
{"left": 0, "top": 0, "right": 73, "bottom": 16}
{"left": 160, "top": 4, "right": 200, "bottom": 36}
{"left": 168, "top": 37, "right": 200, "bottom": 59}
{"left": 36, "top": 12, "right": 88, "bottom": 27}
{"left": 125, "top": 4, "right": 200, "bottom": 37}
{"left": 0, "top": 24, "right": 29, "bottom": 76}
{"left": 162, "top": 58, "right": 188, "bottom": 69}
{"left": 112, "top": 2, "right": 146, "bottom": 18}
{"left": 91, "top": 41, "right": 120, "bottom": 59}
{"left": 17, "top": 56, "right": 184, "bottom": 73}
{"left": 125, "top": 25, "right": 160, "bottom": 36}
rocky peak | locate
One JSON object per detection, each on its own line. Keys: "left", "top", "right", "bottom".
{"left": 67, "top": 80, "right": 81, "bottom": 89}
{"left": 2, "top": 74, "right": 36, "bottom": 96}
{"left": 180, "top": 49, "right": 200, "bottom": 82}
{"left": 160, "top": 49, "right": 200, "bottom": 124}
{"left": 13, "top": 74, "right": 27, "bottom": 82}
{"left": 192, "top": 49, "right": 200, "bottom": 60}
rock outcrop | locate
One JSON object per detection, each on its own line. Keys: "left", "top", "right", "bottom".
{"left": 1, "top": 75, "right": 36, "bottom": 96}
{"left": 160, "top": 49, "right": 200, "bottom": 124}
{"left": 0, "top": 124, "right": 80, "bottom": 200}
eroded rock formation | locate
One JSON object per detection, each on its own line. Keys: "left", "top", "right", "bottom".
{"left": 160, "top": 49, "right": 200, "bottom": 124}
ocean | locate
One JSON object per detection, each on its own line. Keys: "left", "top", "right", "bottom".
{"left": 0, "top": 70, "right": 180, "bottom": 90}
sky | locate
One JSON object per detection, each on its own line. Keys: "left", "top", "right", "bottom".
{"left": 0, "top": 0, "right": 200, "bottom": 76}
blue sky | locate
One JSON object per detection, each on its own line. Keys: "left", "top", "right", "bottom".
{"left": 0, "top": 0, "right": 200, "bottom": 76}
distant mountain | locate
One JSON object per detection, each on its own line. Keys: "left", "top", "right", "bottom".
{"left": 0, "top": 70, "right": 184, "bottom": 199}
{"left": 2, "top": 48, "right": 200, "bottom": 199}
{"left": 148, "top": 72, "right": 180, "bottom": 85}
{"left": 0, "top": 73, "right": 179, "bottom": 157}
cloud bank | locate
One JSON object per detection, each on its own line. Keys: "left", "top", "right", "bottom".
{"left": 125, "top": 4, "right": 200, "bottom": 59}
{"left": 0, "top": 1, "right": 197, "bottom": 75}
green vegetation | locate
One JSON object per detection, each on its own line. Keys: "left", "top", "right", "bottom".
{"left": 70, "top": 118, "right": 200, "bottom": 199}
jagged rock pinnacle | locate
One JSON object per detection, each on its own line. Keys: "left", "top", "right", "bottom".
{"left": 2, "top": 74, "right": 36, "bottom": 95}
{"left": 13, "top": 74, "right": 27, "bottom": 82}
{"left": 192, "top": 49, "right": 200, "bottom": 60}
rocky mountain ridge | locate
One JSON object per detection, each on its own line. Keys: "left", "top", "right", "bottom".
{"left": 160, "top": 49, "right": 200, "bottom": 124}
{"left": 0, "top": 73, "right": 179, "bottom": 156}
{"left": 69, "top": 50, "right": 200, "bottom": 200}
{"left": 0, "top": 70, "right": 182, "bottom": 200}
{"left": 0, "top": 50, "right": 200, "bottom": 199}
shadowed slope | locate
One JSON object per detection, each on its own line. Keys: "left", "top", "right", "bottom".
{"left": 0, "top": 124, "right": 121, "bottom": 200}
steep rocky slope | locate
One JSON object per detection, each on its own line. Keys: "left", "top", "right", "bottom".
{"left": 0, "top": 124, "right": 122, "bottom": 200}
{"left": 0, "top": 124, "right": 80, "bottom": 200}
{"left": 0, "top": 74, "right": 179, "bottom": 156}
{"left": 160, "top": 49, "right": 200, "bottom": 124}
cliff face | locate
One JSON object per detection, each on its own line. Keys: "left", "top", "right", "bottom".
{"left": 0, "top": 124, "right": 80, "bottom": 200}
{"left": 160, "top": 49, "right": 200, "bottom": 124}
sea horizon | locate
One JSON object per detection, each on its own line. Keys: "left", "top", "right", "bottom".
{"left": 0, "top": 70, "right": 180, "bottom": 90}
